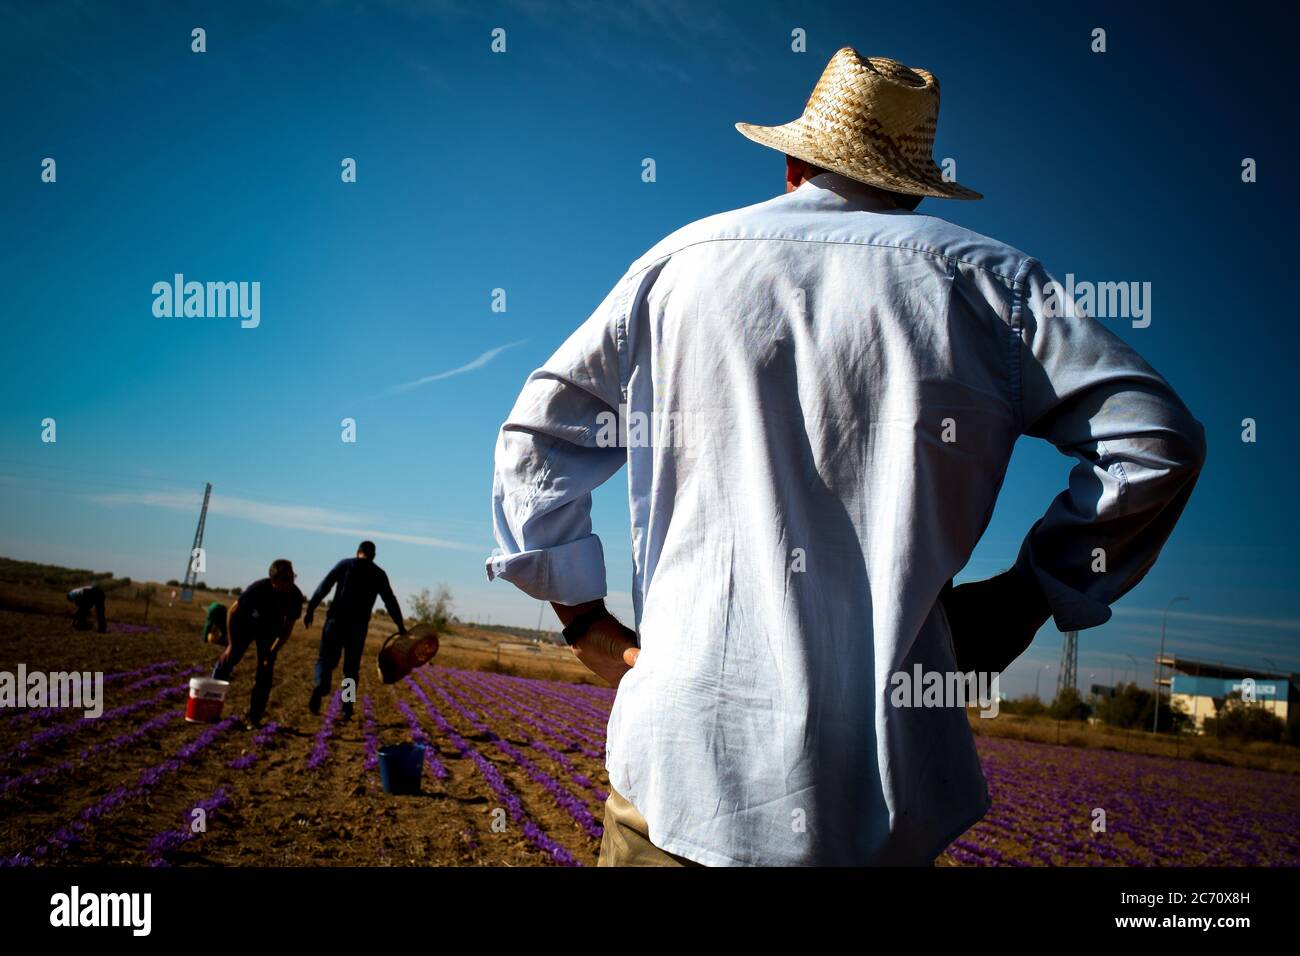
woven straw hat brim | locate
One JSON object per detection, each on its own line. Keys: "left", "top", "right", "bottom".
{"left": 736, "top": 119, "right": 982, "bottom": 200}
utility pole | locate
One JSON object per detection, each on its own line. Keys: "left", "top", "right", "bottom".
{"left": 1125, "top": 653, "right": 1140, "bottom": 688}
{"left": 1057, "top": 631, "right": 1078, "bottom": 698}
{"left": 1152, "top": 596, "right": 1189, "bottom": 733}
{"left": 180, "top": 483, "right": 212, "bottom": 603}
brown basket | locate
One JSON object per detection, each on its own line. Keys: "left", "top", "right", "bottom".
{"left": 377, "top": 627, "right": 440, "bottom": 684}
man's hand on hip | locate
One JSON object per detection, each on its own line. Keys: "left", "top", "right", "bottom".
{"left": 553, "top": 600, "right": 639, "bottom": 688}
{"left": 941, "top": 565, "right": 1053, "bottom": 676}
{"left": 573, "top": 616, "right": 639, "bottom": 687}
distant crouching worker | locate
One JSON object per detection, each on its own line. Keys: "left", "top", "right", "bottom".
{"left": 67, "top": 585, "right": 107, "bottom": 633}
{"left": 203, "top": 601, "right": 228, "bottom": 646}
{"left": 305, "top": 540, "right": 406, "bottom": 720}
{"left": 212, "top": 559, "right": 304, "bottom": 727}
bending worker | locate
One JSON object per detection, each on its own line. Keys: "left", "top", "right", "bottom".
{"left": 67, "top": 584, "right": 107, "bottom": 633}
{"left": 212, "top": 559, "right": 303, "bottom": 727}
{"left": 203, "top": 600, "right": 228, "bottom": 646}
{"left": 305, "top": 540, "right": 406, "bottom": 720}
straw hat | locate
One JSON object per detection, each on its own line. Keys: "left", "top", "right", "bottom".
{"left": 736, "top": 47, "right": 981, "bottom": 200}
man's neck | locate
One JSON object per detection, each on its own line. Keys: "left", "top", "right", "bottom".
{"left": 796, "top": 171, "right": 907, "bottom": 210}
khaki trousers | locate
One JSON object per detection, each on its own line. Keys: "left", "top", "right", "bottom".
{"left": 597, "top": 786, "right": 704, "bottom": 867}
{"left": 597, "top": 788, "right": 941, "bottom": 865}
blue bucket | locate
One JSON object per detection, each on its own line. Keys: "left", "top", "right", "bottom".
{"left": 378, "top": 743, "right": 426, "bottom": 795}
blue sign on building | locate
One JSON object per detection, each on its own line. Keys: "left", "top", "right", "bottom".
{"left": 1170, "top": 675, "right": 1289, "bottom": 701}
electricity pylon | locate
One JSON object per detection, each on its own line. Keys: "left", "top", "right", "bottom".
{"left": 180, "top": 483, "right": 211, "bottom": 602}
{"left": 1057, "top": 630, "right": 1078, "bottom": 699}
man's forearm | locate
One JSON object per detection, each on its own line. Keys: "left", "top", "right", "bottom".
{"left": 270, "top": 626, "right": 293, "bottom": 657}
{"left": 551, "top": 599, "right": 639, "bottom": 687}
{"left": 551, "top": 598, "right": 606, "bottom": 629}
{"left": 942, "top": 564, "right": 1054, "bottom": 676}
{"left": 382, "top": 592, "right": 405, "bottom": 630}
{"left": 1008, "top": 559, "right": 1052, "bottom": 630}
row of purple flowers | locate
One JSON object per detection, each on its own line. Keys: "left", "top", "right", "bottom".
{"left": 394, "top": 697, "right": 450, "bottom": 782}
{"left": 947, "top": 736, "right": 1300, "bottom": 867}
{"left": 146, "top": 722, "right": 283, "bottom": 865}
{"left": 2, "top": 716, "right": 238, "bottom": 866}
{"left": 503, "top": 672, "right": 615, "bottom": 726}
{"left": 0, "top": 708, "right": 183, "bottom": 799}
{"left": 402, "top": 674, "right": 579, "bottom": 866}
{"left": 145, "top": 788, "right": 232, "bottom": 866}
{"left": 443, "top": 669, "right": 608, "bottom": 804}
{"left": 1, "top": 659, "right": 182, "bottom": 726}
{"left": 2, "top": 670, "right": 199, "bottom": 765}
{"left": 451, "top": 667, "right": 604, "bottom": 759}
{"left": 412, "top": 669, "right": 603, "bottom": 843}
{"left": 305, "top": 692, "right": 343, "bottom": 771}
{"left": 485, "top": 670, "right": 614, "bottom": 739}
{"left": 361, "top": 697, "right": 380, "bottom": 776}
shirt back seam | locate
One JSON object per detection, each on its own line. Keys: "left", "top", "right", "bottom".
{"left": 626, "top": 234, "right": 1030, "bottom": 287}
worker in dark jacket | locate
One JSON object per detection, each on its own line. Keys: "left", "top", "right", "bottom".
{"left": 213, "top": 559, "right": 304, "bottom": 727}
{"left": 67, "top": 584, "right": 107, "bottom": 633}
{"left": 305, "top": 540, "right": 406, "bottom": 719}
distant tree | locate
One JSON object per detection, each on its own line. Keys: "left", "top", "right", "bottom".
{"left": 998, "top": 694, "right": 1049, "bottom": 717}
{"left": 1203, "top": 691, "right": 1288, "bottom": 743}
{"left": 408, "top": 589, "right": 432, "bottom": 624}
{"left": 1093, "top": 681, "right": 1191, "bottom": 734}
{"left": 430, "top": 585, "right": 453, "bottom": 631}
{"left": 1095, "top": 682, "right": 1153, "bottom": 729}
{"left": 408, "top": 585, "right": 453, "bottom": 631}
{"left": 1048, "top": 687, "right": 1093, "bottom": 722}
{"left": 230, "top": 586, "right": 242, "bottom": 596}
{"left": 166, "top": 579, "right": 180, "bottom": 587}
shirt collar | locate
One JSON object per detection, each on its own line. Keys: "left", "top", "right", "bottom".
{"left": 796, "top": 171, "right": 900, "bottom": 211}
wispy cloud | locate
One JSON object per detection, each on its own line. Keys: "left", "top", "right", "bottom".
{"left": 505, "top": 0, "right": 762, "bottom": 79}
{"left": 386, "top": 339, "right": 527, "bottom": 395}
{"left": 87, "top": 490, "right": 480, "bottom": 553}
{"left": 1111, "top": 607, "right": 1300, "bottom": 632}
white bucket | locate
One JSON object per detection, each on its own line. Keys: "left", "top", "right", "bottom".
{"left": 186, "top": 677, "right": 230, "bottom": 723}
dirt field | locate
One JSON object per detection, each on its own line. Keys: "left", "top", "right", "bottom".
{"left": 3, "top": 576, "right": 1299, "bottom": 867}
{"left": 0, "top": 580, "right": 612, "bottom": 867}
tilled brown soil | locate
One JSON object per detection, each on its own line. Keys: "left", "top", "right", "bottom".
{"left": 0, "top": 589, "right": 611, "bottom": 867}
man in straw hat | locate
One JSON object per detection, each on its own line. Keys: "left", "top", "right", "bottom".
{"left": 487, "top": 47, "right": 1205, "bottom": 865}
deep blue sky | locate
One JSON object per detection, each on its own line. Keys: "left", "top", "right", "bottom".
{"left": 1, "top": 0, "right": 1296, "bottom": 697}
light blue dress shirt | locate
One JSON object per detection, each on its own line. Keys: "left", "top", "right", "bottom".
{"left": 487, "top": 172, "right": 1205, "bottom": 865}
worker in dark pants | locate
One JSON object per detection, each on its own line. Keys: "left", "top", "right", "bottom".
{"left": 212, "top": 559, "right": 304, "bottom": 728}
{"left": 304, "top": 540, "right": 406, "bottom": 721}
{"left": 67, "top": 585, "right": 107, "bottom": 633}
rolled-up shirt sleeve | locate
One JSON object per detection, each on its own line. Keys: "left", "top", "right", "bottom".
{"left": 486, "top": 276, "right": 630, "bottom": 606}
{"left": 1013, "top": 260, "right": 1207, "bottom": 631}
